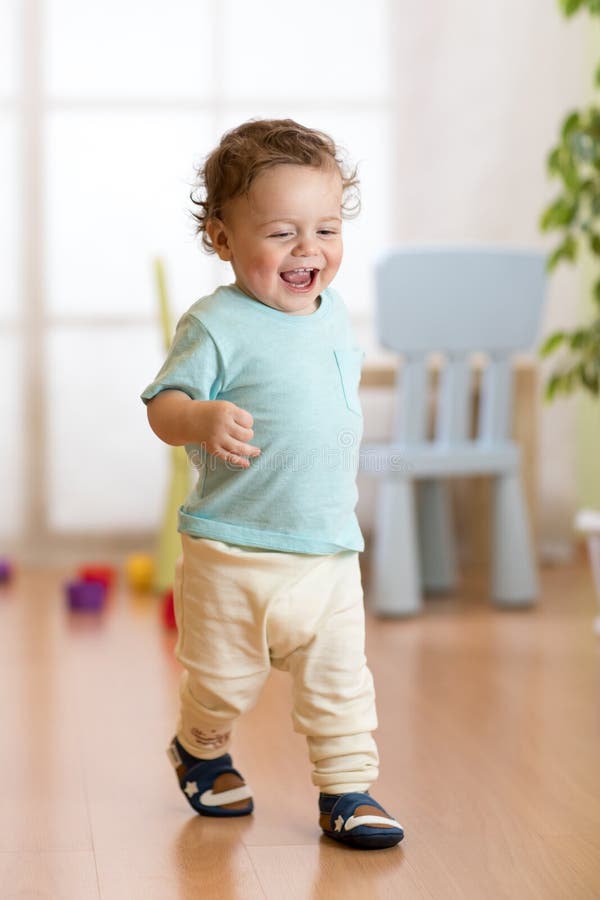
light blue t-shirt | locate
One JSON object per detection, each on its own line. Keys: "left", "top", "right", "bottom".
{"left": 141, "top": 284, "right": 364, "bottom": 554}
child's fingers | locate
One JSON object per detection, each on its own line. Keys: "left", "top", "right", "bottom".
{"left": 212, "top": 445, "right": 250, "bottom": 468}
{"left": 222, "top": 437, "right": 261, "bottom": 460}
{"left": 231, "top": 422, "right": 257, "bottom": 444}
{"left": 220, "top": 452, "right": 250, "bottom": 468}
{"left": 232, "top": 406, "right": 254, "bottom": 429}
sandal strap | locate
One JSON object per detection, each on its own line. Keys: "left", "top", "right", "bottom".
{"left": 180, "top": 754, "right": 235, "bottom": 786}
{"left": 173, "top": 752, "right": 253, "bottom": 810}
{"left": 167, "top": 740, "right": 253, "bottom": 817}
{"left": 198, "top": 784, "right": 253, "bottom": 807}
{"left": 182, "top": 759, "right": 252, "bottom": 799}
{"left": 320, "top": 791, "right": 403, "bottom": 834}
{"left": 342, "top": 813, "right": 403, "bottom": 832}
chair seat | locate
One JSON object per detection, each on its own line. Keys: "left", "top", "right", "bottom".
{"left": 360, "top": 440, "right": 520, "bottom": 478}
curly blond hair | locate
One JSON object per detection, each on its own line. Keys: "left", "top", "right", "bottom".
{"left": 190, "top": 118, "right": 360, "bottom": 253}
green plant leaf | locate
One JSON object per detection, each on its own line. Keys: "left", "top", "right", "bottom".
{"left": 547, "top": 234, "right": 578, "bottom": 270}
{"left": 559, "top": 0, "right": 585, "bottom": 16}
{"left": 540, "top": 197, "right": 578, "bottom": 230}
{"left": 560, "top": 0, "right": 600, "bottom": 14}
{"left": 540, "top": 331, "right": 567, "bottom": 356}
{"left": 561, "top": 110, "right": 581, "bottom": 138}
{"left": 545, "top": 372, "right": 562, "bottom": 401}
{"left": 580, "top": 363, "right": 600, "bottom": 394}
{"left": 547, "top": 146, "right": 561, "bottom": 176}
{"left": 570, "top": 328, "right": 591, "bottom": 349}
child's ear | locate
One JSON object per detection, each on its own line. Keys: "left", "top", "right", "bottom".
{"left": 207, "top": 218, "right": 232, "bottom": 261}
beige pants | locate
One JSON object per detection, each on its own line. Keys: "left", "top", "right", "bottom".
{"left": 174, "top": 535, "right": 379, "bottom": 794}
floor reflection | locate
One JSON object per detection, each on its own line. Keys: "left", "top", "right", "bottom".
{"left": 308, "top": 835, "right": 405, "bottom": 899}
{"left": 173, "top": 814, "right": 258, "bottom": 900}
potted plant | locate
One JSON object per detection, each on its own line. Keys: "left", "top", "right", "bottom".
{"left": 540, "top": 0, "right": 600, "bottom": 631}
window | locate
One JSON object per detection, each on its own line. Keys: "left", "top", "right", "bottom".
{"left": 3, "top": 0, "right": 391, "bottom": 552}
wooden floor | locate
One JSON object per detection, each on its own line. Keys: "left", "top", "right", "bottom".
{"left": 1, "top": 555, "right": 600, "bottom": 900}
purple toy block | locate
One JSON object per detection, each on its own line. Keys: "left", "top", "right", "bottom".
{"left": 0, "top": 559, "right": 12, "bottom": 583}
{"left": 66, "top": 579, "right": 106, "bottom": 611}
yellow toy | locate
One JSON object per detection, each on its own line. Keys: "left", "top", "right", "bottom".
{"left": 125, "top": 553, "right": 155, "bottom": 592}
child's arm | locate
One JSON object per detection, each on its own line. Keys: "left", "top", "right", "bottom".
{"left": 146, "top": 389, "right": 260, "bottom": 469}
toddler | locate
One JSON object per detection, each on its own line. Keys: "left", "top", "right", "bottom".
{"left": 142, "top": 119, "right": 403, "bottom": 849}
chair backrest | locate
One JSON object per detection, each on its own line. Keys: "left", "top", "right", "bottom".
{"left": 375, "top": 247, "right": 546, "bottom": 445}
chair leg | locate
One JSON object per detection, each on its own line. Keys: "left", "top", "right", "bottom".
{"left": 417, "top": 479, "right": 457, "bottom": 592}
{"left": 371, "top": 478, "right": 422, "bottom": 616}
{"left": 491, "top": 471, "right": 538, "bottom": 605}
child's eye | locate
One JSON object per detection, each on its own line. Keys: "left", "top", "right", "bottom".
{"left": 318, "top": 229, "right": 338, "bottom": 236}
{"left": 269, "top": 231, "right": 293, "bottom": 238}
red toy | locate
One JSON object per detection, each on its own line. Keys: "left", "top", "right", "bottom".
{"left": 78, "top": 564, "right": 116, "bottom": 591}
{"left": 162, "top": 588, "right": 177, "bottom": 630}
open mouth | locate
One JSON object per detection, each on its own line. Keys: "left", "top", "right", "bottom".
{"left": 279, "top": 267, "right": 318, "bottom": 291}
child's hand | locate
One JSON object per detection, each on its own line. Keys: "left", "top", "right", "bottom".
{"left": 197, "top": 401, "right": 261, "bottom": 469}
{"left": 146, "top": 391, "right": 260, "bottom": 467}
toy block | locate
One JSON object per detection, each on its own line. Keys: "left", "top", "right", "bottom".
{"left": 162, "top": 588, "right": 177, "bottom": 630}
{"left": 125, "top": 554, "right": 155, "bottom": 592}
{"left": 78, "top": 564, "right": 116, "bottom": 590}
{"left": 66, "top": 579, "right": 106, "bottom": 611}
{"left": 0, "top": 559, "right": 13, "bottom": 584}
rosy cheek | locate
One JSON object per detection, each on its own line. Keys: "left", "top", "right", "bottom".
{"left": 252, "top": 257, "right": 278, "bottom": 279}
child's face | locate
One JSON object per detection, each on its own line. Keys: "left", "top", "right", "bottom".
{"left": 208, "top": 164, "right": 343, "bottom": 315}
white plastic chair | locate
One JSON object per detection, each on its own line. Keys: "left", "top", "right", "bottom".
{"left": 360, "top": 247, "right": 546, "bottom": 616}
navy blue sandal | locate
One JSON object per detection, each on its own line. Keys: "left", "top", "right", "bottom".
{"left": 167, "top": 739, "right": 253, "bottom": 817}
{"left": 319, "top": 792, "right": 404, "bottom": 849}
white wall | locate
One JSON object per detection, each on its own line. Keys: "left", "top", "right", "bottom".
{"left": 357, "top": 0, "right": 585, "bottom": 560}
{"left": 0, "top": 0, "right": 587, "bottom": 562}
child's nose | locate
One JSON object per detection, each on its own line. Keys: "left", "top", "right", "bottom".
{"left": 292, "top": 236, "right": 318, "bottom": 257}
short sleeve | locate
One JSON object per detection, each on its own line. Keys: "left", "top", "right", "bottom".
{"left": 140, "top": 313, "right": 222, "bottom": 405}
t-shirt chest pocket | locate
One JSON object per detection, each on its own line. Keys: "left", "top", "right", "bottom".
{"left": 333, "top": 348, "right": 364, "bottom": 416}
